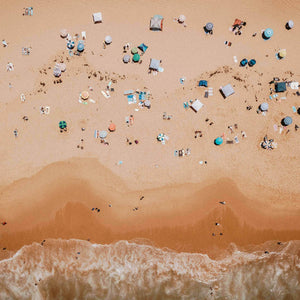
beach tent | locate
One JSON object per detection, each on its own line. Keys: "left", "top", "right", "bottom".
{"left": 220, "top": 84, "right": 235, "bottom": 98}
{"left": 275, "top": 82, "right": 286, "bottom": 93}
{"left": 260, "top": 102, "right": 269, "bottom": 111}
{"left": 133, "top": 53, "right": 140, "bottom": 62}
{"left": 59, "top": 121, "right": 67, "bottom": 129}
{"left": 93, "top": 12, "right": 102, "bottom": 23}
{"left": 263, "top": 28, "right": 273, "bottom": 39}
{"left": 150, "top": 16, "right": 163, "bottom": 31}
{"left": 149, "top": 58, "right": 160, "bottom": 70}
{"left": 77, "top": 42, "right": 84, "bottom": 52}
{"left": 105, "top": 36, "right": 112, "bottom": 44}
{"left": 198, "top": 80, "right": 208, "bottom": 87}
{"left": 138, "top": 43, "right": 148, "bottom": 53}
{"left": 123, "top": 54, "right": 130, "bottom": 63}
{"left": 214, "top": 137, "right": 223, "bottom": 145}
{"left": 191, "top": 100, "right": 204, "bottom": 112}
{"left": 282, "top": 116, "right": 292, "bottom": 126}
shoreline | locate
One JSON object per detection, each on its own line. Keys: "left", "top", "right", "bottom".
{"left": 1, "top": 158, "right": 299, "bottom": 260}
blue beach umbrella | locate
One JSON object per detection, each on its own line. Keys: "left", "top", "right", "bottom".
{"left": 263, "top": 28, "right": 273, "bottom": 39}
{"left": 67, "top": 41, "right": 75, "bottom": 49}
{"left": 77, "top": 42, "right": 84, "bottom": 52}
{"left": 282, "top": 116, "right": 292, "bottom": 126}
{"left": 214, "top": 137, "right": 223, "bottom": 145}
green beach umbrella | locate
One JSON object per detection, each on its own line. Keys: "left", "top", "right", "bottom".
{"left": 133, "top": 53, "right": 140, "bottom": 62}
{"left": 131, "top": 47, "right": 138, "bottom": 54}
{"left": 59, "top": 121, "right": 67, "bottom": 129}
{"left": 214, "top": 137, "right": 223, "bottom": 145}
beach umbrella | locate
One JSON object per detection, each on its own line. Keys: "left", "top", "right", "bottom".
{"left": 263, "top": 28, "right": 273, "bottom": 39}
{"left": 178, "top": 15, "right": 186, "bottom": 23}
{"left": 214, "top": 137, "right": 223, "bottom": 145}
{"left": 123, "top": 54, "right": 130, "bottom": 63}
{"left": 205, "top": 22, "right": 214, "bottom": 31}
{"left": 99, "top": 130, "right": 108, "bottom": 139}
{"left": 260, "top": 102, "right": 269, "bottom": 111}
{"left": 67, "top": 41, "right": 75, "bottom": 49}
{"left": 133, "top": 53, "right": 140, "bottom": 62}
{"left": 131, "top": 47, "right": 138, "bottom": 54}
{"left": 157, "top": 133, "right": 165, "bottom": 141}
{"left": 81, "top": 91, "right": 89, "bottom": 100}
{"left": 108, "top": 123, "right": 116, "bottom": 132}
{"left": 53, "top": 66, "right": 61, "bottom": 77}
{"left": 59, "top": 121, "right": 67, "bottom": 129}
{"left": 278, "top": 49, "right": 286, "bottom": 59}
{"left": 282, "top": 116, "right": 292, "bottom": 126}
{"left": 60, "top": 29, "right": 68, "bottom": 38}
{"left": 144, "top": 100, "right": 151, "bottom": 108}
{"left": 58, "top": 63, "right": 66, "bottom": 72}
{"left": 105, "top": 35, "right": 112, "bottom": 44}
{"left": 287, "top": 20, "right": 294, "bottom": 29}
{"left": 77, "top": 42, "right": 84, "bottom": 52}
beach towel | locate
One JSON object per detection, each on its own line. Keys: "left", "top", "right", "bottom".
{"left": 101, "top": 90, "right": 111, "bottom": 99}
{"left": 234, "top": 136, "right": 239, "bottom": 143}
{"left": 94, "top": 130, "right": 99, "bottom": 138}
{"left": 292, "top": 106, "right": 297, "bottom": 113}
{"left": 124, "top": 90, "right": 134, "bottom": 95}
{"left": 20, "top": 94, "right": 25, "bottom": 102}
{"left": 127, "top": 94, "right": 136, "bottom": 104}
{"left": 183, "top": 102, "right": 189, "bottom": 109}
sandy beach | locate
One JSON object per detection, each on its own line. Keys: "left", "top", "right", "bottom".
{"left": 0, "top": 0, "right": 300, "bottom": 298}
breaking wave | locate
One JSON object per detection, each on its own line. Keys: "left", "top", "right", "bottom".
{"left": 0, "top": 239, "right": 299, "bottom": 300}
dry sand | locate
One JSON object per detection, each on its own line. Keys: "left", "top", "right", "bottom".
{"left": 0, "top": 0, "right": 300, "bottom": 258}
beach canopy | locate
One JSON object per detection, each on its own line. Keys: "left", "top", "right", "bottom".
{"left": 59, "top": 121, "right": 67, "bottom": 129}
{"left": 282, "top": 116, "right": 292, "bottom": 126}
{"left": 278, "top": 49, "right": 286, "bottom": 58}
{"left": 81, "top": 91, "right": 89, "bottom": 100}
{"left": 275, "top": 82, "right": 286, "bottom": 93}
{"left": 214, "top": 137, "right": 223, "bottom": 145}
{"left": 260, "top": 102, "right": 269, "bottom": 111}
{"left": 205, "top": 22, "right": 214, "bottom": 31}
{"left": 220, "top": 84, "right": 235, "bottom": 98}
{"left": 263, "top": 28, "right": 273, "bottom": 39}
{"left": 191, "top": 100, "right": 204, "bottom": 112}
{"left": 149, "top": 58, "right": 160, "bottom": 70}
{"left": 178, "top": 15, "right": 186, "bottom": 23}
{"left": 99, "top": 130, "right": 108, "bottom": 139}
{"left": 287, "top": 20, "right": 294, "bottom": 29}
{"left": 133, "top": 53, "right": 140, "bottom": 62}
{"left": 67, "top": 41, "right": 75, "bottom": 49}
{"left": 53, "top": 66, "right": 61, "bottom": 77}
{"left": 123, "top": 54, "right": 130, "bottom": 63}
{"left": 105, "top": 35, "right": 112, "bottom": 44}
{"left": 60, "top": 29, "right": 68, "bottom": 38}
{"left": 240, "top": 58, "right": 248, "bottom": 66}
{"left": 93, "top": 12, "right": 102, "bottom": 23}
{"left": 233, "top": 19, "right": 243, "bottom": 26}
{"left": 198, "top": 80, "right": 208, "bottom": 87}
{"left": 150, "top": 16, "right": 163, "bottom": 31}
{"left": 248, "top": 59, "right": 256, "bottom": 67}
{"left": 108, "top": 123, "right": 116, "bottom": 132}
{"left": 77, "top": 42, "right": 84, "bottom": 52}
{"left": 138, "top": 43, "right": 148, "bottom": 52}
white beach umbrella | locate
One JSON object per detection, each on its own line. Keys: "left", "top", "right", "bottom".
{"left": 178, "top": 15, "right": 186, "bottom": 23}
{"left": 53, "top": 66, "right": 61, "bottom": 77}
{"left": 105, "top": 36, "right": 112, "bottom": 44}
{"left": 60, "top": 29, "right": 68, "bottom": 38}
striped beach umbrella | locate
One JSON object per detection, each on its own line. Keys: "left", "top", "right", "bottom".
{"left": 67, "top": 41, "right": 75, "bottom": 49}
{"left": 59, "top": 121, "right": 67, "bottom": 129}
{"left": 157, "top": 133, "right": 165, "bottom": 141}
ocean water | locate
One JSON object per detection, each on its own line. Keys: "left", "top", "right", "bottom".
{"left": 0, "top": 239, "right": 299, "bottom": 300}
